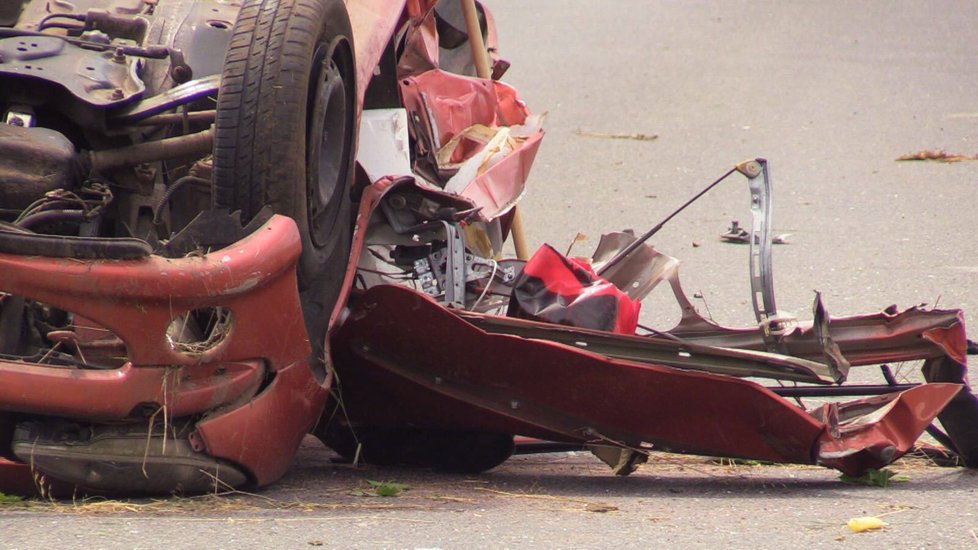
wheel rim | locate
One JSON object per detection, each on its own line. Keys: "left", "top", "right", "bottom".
{"left": 307, "top": 42, "right": 351, "bottom": 249}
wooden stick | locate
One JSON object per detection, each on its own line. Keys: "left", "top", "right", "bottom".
{"left": 459, "top": 0, "right": 531, "bottom": 259}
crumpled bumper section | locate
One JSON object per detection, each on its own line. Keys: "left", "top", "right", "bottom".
{"left": 0, "top": 215, "right": 328, "bottom": 494}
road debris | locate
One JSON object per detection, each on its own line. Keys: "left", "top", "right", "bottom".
{"left": 574, "top": 129, "right": 659, "bottom": 141}
{"left": 847, "top": 516, "right": 887, "bottom": 533}
{"left": 896, "top": 150, "right": 978, "bottom": 162}
{"left": 720, "top": 220, "right": 790, "bottom": 244}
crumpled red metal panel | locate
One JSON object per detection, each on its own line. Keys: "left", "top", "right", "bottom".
{"left": 392, "top": 4, "right": 544, "bottom": 221}
{"left": 400, "top": 72, "right": 530, "bottom": 142}
{"left": 923, "top": 321, "right": 968, "bottom": 365}
{"left": 347, "top": 0, "right": 406, "bottom": 105}
{"left": 331, "top": 285, "right": 826, "bottom": 463}
{"left": 330, "top": 284, "right": 961, "bottom": 472}
{"left": 398, "top": 71, "right": 542, "bottom": 219}
{"left": 450, "top": 130, "right": 543, "bottom": 219}
{"left": 508, "top": 244, "right": 641, "bottom": 334}
{"left": 396, "top": 4, "right": 441, "bottom": 77}
{"left": 813, "top": 384, "right": 961, "bottom": 475}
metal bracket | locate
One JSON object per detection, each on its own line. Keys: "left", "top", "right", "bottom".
{"left": 434, "top": 221, "right": 467, "bottom": 307}
{"left": 736, "top": 158, "right": 779, "bottom": 330}
{"left": 415, "top": 222, "right": 515, "bottom": 306}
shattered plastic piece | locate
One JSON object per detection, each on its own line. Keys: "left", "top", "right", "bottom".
{"left": 720, "top": 220, "right": 789, "bottom": 244}
{"left": 847, "top": 517, "right": 887, "bottom": 533}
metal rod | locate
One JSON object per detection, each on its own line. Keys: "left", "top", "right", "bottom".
{"left": 769, "top": 383, "right": 917, "bottom": 397}
{"left": 88, "top": 128, "right": 213, "bottom": 171}
{"left": 135, "top": 110, "right": 216, "bottom": 126}
{"left": 596, "top": 167, "right": 738, "bottom": 276}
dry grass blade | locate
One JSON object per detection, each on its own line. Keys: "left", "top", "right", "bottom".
{"left": 475, "top": 487, "right": 614, "bottom": 510}
{"left": 896, "top": 150, "right": 977, "bottom": 162}
{"left": 574, "top": 129, "right": 658, "bottom": 142}
{"left": 424, "top": 495, "right": 477, "bottom": 503}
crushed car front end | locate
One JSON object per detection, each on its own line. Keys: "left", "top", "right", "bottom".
{"left": 0, "top": 0, "right": 976, "bottom": 498}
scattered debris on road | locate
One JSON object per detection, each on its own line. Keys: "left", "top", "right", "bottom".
{"left": 720, "top": 220, "right": 790, "bottom": 244}
{"left": 847, "top": 516, "right": 887, "bottom": 533}
{"left": 896, "top": 150, "right": 978, "bottom": 162}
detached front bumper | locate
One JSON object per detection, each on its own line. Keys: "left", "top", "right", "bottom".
{"left": 0, "top": 215, "right": 328, "bottom": 493}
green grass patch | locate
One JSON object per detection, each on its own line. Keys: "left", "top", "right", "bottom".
{"left": 0, "top": 492, "right": 25, "bottom": 505}
{"left": 839, "top": 468, "right": 909, "bottom": 488}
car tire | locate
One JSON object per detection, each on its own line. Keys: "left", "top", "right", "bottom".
{"left": 323, "top": 426, "right": 515, "bottom": 474}
{"left": 214, "top": 0, "right": 356, "bottom": 379}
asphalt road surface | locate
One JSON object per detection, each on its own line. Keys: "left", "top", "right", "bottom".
{"left": 3, "top": 1, "right": 978, "bottom": 548}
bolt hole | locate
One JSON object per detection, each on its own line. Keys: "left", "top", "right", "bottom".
{"left": 207, "top": 20, "right": 230, "bottom": 30}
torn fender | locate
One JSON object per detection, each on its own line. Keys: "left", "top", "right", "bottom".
{"left": 331, "top": 284, "right": 959, "bottom": 473}
{"left": 813, "top": 385, "right": 962, "bottom": 475}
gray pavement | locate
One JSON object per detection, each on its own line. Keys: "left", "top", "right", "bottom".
{"left": 3, "top": 1, "right": 978, "bottom": 548}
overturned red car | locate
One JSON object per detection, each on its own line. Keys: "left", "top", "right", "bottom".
{"left": 0, "top": 0, "right": 975, "bottom": 495}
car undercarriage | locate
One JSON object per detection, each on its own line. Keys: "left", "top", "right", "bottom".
{"left": 0, "top": 0, "right": 976, "bottom": 496}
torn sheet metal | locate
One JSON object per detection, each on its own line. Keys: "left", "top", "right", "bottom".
{"left": 590, "top": 231, "right": 679, "bottom": 301}
{"left": 813, "top": 385, "right": 962, "bottom": 475}
{"left": 346, "top": 0, "right": 428, "bottom": 106}
{"left": 395, "top": 6, "right": 544, "bottom": 220}
{"left": 330, "top": 284, "right": 961, "bottom": 473}
{"left": 329, "top": 164, "right": 978, "bottom": 475}
{"left": 508, "top": 244, "right": 640, "bottom": 334}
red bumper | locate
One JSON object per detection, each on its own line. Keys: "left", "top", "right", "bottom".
{"left": 0, "top": 215, "right": 328, "bottom": 491}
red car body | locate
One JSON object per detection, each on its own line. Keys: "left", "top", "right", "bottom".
{"left": 0, "top": 0, "right": 975, "bottom": 495}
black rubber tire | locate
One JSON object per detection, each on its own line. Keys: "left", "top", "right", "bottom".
{"left": 213, "top": 0, "right": 356, "bottom": 377}
{"left": 323, "top": 426, "right": 515, "bottom": 474}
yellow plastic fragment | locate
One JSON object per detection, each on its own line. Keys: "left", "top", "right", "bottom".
{"left": 847, "top": 516, "right": 887, "bottom": 533}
